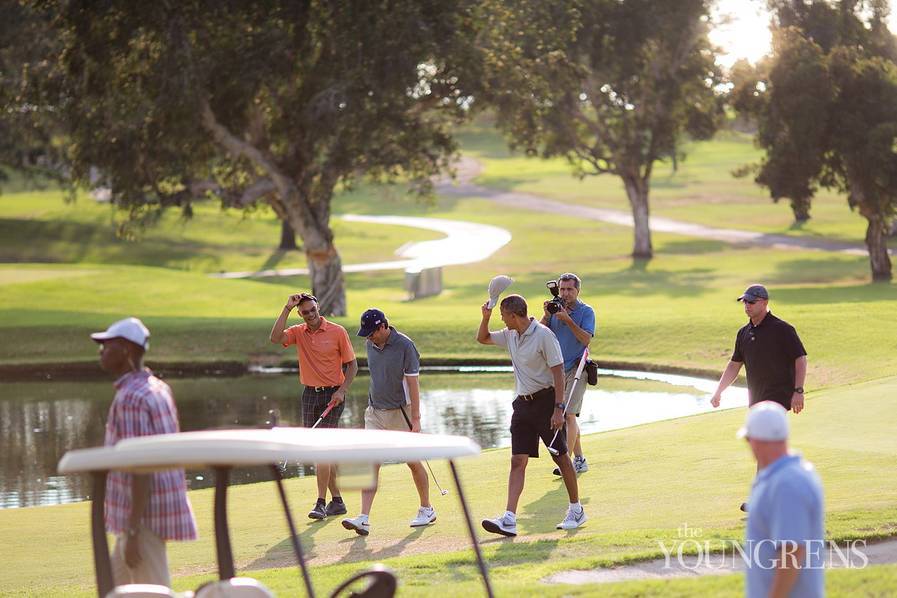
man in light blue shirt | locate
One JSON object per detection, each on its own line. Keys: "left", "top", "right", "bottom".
{"left": 540, "top": 273, "right": 595, "bottom": 475}
{"left": 740, "top": 401, "right": 825, "bottom": 598}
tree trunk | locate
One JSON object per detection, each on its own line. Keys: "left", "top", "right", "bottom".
{"left": 279, "top": 220, "right": 298, "bottom": 250}
{"left": 307, "top": 244, "right": 347, "bottom": 315}
{"left": 861, "top": 210, "right": 892, "bottom": 282}
{"left": 790, "top": 195, "right": 811, "bottom": 224}
{"left": 622, "top": 175, "right": 653, "bottom": 258}
{"left": 290, "top": 213, "right": 347, "bottom": 316}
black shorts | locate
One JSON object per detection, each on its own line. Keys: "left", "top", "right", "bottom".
{"left": 510, "top": 386, "right": 567, "bottom": 458}
{"left": 301, "top": 386, "right": 344, "bottom": 428}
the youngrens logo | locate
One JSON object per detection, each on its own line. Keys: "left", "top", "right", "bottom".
{"left": 657, "top": 524, "right": 869, "bottom": 571}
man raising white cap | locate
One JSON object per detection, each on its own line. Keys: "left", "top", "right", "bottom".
{"left": 740, "top": 401, "right": 825, "bottom": 598}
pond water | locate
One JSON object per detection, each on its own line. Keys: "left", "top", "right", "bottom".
{"left": 0, "top": 368, "right": 746, "bottom": 509}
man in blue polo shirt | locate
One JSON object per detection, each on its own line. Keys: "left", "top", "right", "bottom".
{"left": 540, "top": 273, "right": 595, "bottom": 475}
{"left": 739, "top": 401, "right": 824, "bottom": 598}
{"left": 341, "top": 308, "right": 435, "bottom": 536}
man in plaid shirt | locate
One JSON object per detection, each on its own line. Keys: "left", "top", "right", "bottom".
{"left": 91, "top": 317, "right": 197, "bottom": 588}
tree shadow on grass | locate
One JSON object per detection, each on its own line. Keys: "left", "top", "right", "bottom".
{"left": 334, "top": 525, "right": 429, "bottom": 563}
{"left": 245, "top": 514, "right": 338, "bottom": 570}
{"left": 655, "top": 238, "right": 730, "bottom": 255}
{"left": 771, "top": 280, "right": 896, "bottom": 304}
{"left": 259, "top": 249, "right": 297, "bottom": 272}
{"left": 765, "top": 257, "right": 882, "bottom": 289}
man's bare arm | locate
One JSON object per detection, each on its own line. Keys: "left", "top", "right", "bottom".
{"left": 477, "top": 302, "right": 496, "bottom": 345}
{"left": 710, "top": 360, "right": 743, "bottom": 407}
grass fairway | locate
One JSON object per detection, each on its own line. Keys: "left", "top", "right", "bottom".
{"left": 460, "top": 123, "right": 873, "bottom": 244}
{"left": 2, "top": 375, "right": 895, "bottom": 596}
{"left": 1, "top": 207, "right": 894, "bottom": 388}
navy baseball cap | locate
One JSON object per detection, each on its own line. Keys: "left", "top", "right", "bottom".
{"left": 357, "top": 308, "right": 387, "bottom": 337}
{"left": 737, "top": 284, "right": 769, "bottom": 302}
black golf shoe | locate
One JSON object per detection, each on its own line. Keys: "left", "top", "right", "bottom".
{"left": 325, "top": 499, "right": 348, "bottom": 516}
{"left": 308, "top": 499, "right": 327, "bottom": 520}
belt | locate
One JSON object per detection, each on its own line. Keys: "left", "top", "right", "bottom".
{"left": 517, "top": 387, "right": 553, "bottom": 401}
{"left": 310, "top": 385, "right": 340, "bottom": 393}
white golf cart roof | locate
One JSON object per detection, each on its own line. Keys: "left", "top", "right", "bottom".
{"left": 59, "top": 428, "right": 480, "bottom": 473}
{"left": 58, "top": 428, "right": 492, "bottom": 598}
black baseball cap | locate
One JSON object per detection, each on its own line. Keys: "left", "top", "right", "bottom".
{"left": 737, "top": 284, "right": 769, "bottom": 302}
{"left": 357, "top": 308, "right": 387, "bottom": 337}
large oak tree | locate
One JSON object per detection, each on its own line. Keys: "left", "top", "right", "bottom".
{"left": 11, "top": 1, "right": 479, "bottom": 314}
{"left": 480, "top": 0, "right": 723, "bottom": 258}
{"left": 734, "top": 1, "right": 897, "bottom": 280}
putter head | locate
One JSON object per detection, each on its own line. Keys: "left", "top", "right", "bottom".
{"left": 440, "top": 489, "right": 449, "bottom": 496}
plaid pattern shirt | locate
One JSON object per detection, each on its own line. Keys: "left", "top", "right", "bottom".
{"left": 104, "top": 369, "right": 198, "bottom": 541}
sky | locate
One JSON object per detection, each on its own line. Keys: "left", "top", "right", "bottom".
{"left": 711, "top": 0, "right": 897, "bottom": 69}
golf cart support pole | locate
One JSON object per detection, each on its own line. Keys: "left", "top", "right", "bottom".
{"left": 449, "top": 460, "right": 494, "bottom": 598}
{"left": 91, "top": 471, "right": 114, "bottom": 598}
{"left": 271, "top": 464, "right": 316, "bottom": 598}
{"left": 214, "top": 467, "right": 236, "bottom": 580}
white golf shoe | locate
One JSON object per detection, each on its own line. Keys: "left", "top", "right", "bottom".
{"left": 481, "top": 513, "right": 518, "bottom": 537}
{"left": 556, "top": 505, "right": 587, "bottom": 530}
{"left": 410, "top": 506, "right": 437, "bottom": 527}
{"left": 341, "top": 515, "right": 370, "bottom": 536}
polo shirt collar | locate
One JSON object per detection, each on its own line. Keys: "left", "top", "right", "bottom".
{"left": 372, "top": 326, "right": 396, "bottom": 351}
{"left": 114, "top": 368, "right": 150, "bottom": 389}
{"left": 521, "top": 317, "right": 538, "bottom": 337}
{"left": 756, "top": 452, "right": 799, "bottom": 482}
{"left": 304, "top": 316, "right": 331, "bottom": 333}
{"left": 750, "top": 311, "right": 775, "bottom": 329}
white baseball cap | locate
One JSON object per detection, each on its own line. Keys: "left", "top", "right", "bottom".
{"left": 737, "top": 401, "right": 789, "bottom": 441}
{"left": 90, "top": 317, "right": 150, "bottom": 350}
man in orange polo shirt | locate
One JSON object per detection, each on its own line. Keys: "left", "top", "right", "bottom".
{"left": 270, "top": 292, "right": 359, "bottom": 520}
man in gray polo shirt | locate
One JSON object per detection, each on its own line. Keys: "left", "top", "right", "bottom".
{"left": 341, "top": 308, "right": 435, "bottom": 536}
{"left": 740, "top": 401, "right": 824, "bottom": 598}
{"left": 476, "top": 294, "right": 586, "bottom": 537}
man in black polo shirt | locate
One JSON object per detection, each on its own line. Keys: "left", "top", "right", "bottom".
{"left": 710, "top": 283, "right": 808, "bottom": 511}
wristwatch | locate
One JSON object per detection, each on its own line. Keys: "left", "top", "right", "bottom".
{"left": 793, "top": 387, "right": 804, "bottom": 394}
{"left": 555, "top": 403, "right": 566, "bottom": 410}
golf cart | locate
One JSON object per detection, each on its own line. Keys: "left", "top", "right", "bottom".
{"left": 58, "top": 428, "right": 493, "bottom": 598}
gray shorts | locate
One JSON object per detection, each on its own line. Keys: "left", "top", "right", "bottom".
{"left": 564, "top": 365, "right": 588, "bottom": 416}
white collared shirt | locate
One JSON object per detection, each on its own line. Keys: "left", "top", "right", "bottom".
{"left": 490, "top": 318, "right": 563, "bottom": 395}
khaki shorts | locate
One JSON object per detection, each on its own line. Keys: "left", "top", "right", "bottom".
{"left": 564, "top": 365, "right": 588, "bottom": 416}
{"left": 111, "top": 526, "right": 170, "bottom": 587}
{"left": 365, "top": 405, "right": 410, "bottom": 431}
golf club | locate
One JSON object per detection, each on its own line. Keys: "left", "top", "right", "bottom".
{"left": 278, "top": 398, "right": 340, "bottom": 471}
{"left": 310, "top": 399, "right": 339, "bottom": 430}
{"left": 399, "top": 406, "right": 449, "bottom": 496}
{"left": 546, "top": 348, "right": 589, "bottom": 456}
{"left": 487, "top": 275, "right": 514, "bottom": 309}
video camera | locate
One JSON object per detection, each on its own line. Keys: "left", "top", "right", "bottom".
{"left": 545, "top": 280, "right": 565, "bottom": 314}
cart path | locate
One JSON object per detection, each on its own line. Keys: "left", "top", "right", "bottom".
{"left": 436, "top": 156, "right": 892, "bottom": 257}
{"left": 210, "top": 214, "right": 511, "bottom": 279}
{"left": 542, "top": 537, "right": 897, "bottom": 585}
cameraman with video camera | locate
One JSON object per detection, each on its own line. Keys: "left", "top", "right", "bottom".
{"left": 540, "top": 273, "right": 596, "bottom": 476}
